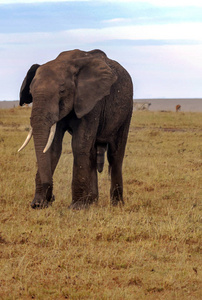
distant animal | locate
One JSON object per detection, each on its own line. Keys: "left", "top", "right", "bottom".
{"left": 134, "top": 102, "right": 151, "bottom": 111}
{"left": 176, "top": 105, "right": 181, "bottom": 112}
{"left": 18, "top": 49, "right": 133, "bottom": 209}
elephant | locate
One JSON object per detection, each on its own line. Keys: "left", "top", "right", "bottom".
{"left": 18, "top": 49, "right": 133, "bottom": 209}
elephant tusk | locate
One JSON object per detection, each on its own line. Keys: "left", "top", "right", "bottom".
{"left": 43, "top": 123, "right": 57, "bottom": 153}
{"left": 18, "top": 128, "right": 33, "bottom": 152}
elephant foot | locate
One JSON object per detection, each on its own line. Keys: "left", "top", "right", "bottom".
{"left": 68, "top": 201, "right": 91, "bottom": 210}
{"left": 110, "top": 185, "right": 124, "bottom": 206}
{"left": 111, "top": 198, "right": 124, "bottom": 207}
{"left": 69, "top": 192, "right": 98, "bottom": 210}
{"left": 31, "top": 195, "right": 55, "bottom": 209}
{"left": 68, "top": 197, "right": 98, "bottom": 210}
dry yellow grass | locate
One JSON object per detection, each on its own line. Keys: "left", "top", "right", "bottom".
{"left": 0, "top": 107, "right": 202, "bottom": 299}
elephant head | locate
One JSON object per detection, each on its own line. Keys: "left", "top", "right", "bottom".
{"left": 19, "top": 50, "right": 117, "bottom": 152}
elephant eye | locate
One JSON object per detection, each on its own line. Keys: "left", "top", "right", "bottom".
{"left": 59, "top": 89, "right": 65, "bottom": 95}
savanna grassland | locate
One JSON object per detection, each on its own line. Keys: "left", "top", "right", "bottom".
{"left": 0, "top": 108, "right": 201, "bottom": 299}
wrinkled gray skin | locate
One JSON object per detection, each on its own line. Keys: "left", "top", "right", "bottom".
{"left": 19, "top": 49, "right": 133, "bottom": 209}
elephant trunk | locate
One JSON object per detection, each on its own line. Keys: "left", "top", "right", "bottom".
{"left": 30, "top": 95, "right": 60, "bottom": 184}
{"left": 32, "top": 122, "right": 53, "bottom": 185}
{"left": 31, "top": 101, "right": 58, "bottom": 207}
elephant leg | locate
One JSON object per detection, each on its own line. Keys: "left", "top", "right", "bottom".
{"left": 69, "top": 115, "right": 100, "bottom": 209}
{"left": 31, "top": 125, "right": 65, "bottom": 209}
{"left": 31, "top": 170, "right": 53, "bottom": 209}
{"left": 108, "top": 150, "right": 124, "bottom": 206}
{"left": 90, "top": 147, "right": 99, "bottom": 204}
{"left": 70, "top": 143, "right": 98, "bottom": 209}
{"left": 107, "top": 122, "right": 131, "bottom": 206}
{"left": 70, "top": 155, "right": 98, "bottom": 209}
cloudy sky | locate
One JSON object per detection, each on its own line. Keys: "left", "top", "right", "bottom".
{"left": 1, "top": 0, "right": 202, "bottom": 100}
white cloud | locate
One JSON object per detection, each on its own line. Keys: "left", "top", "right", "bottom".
{"left": 107, "top": 0, "right": 202, "bottom": 6}
{"left": 1, "top": 22, "right": 202, "bottom": 46}
{"left": 141, "top": 0, "right": 202, "bottom": 7}
{"left": 61, "top": 23, "right": 202, "bottom": 43}
{"left": 102, "top": 18, "right": 128, "bottom": 24}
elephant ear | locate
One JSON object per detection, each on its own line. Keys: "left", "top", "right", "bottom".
{"left": 19, "top": 64, "right": 40, "bottom": 106}
{"left": 74, "top": 58, "right": 117, "bottom": 118}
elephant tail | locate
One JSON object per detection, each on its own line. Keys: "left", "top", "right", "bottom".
{"left": 96, "top": 144, "right": 107, "bottom": 173}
